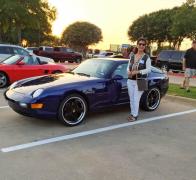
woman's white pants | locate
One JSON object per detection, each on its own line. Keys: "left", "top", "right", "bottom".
{"left": 127, "top": 79, "right": 143, "bottom": 117}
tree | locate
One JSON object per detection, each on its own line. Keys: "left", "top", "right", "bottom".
{"left": 128, "top": 0, "right": 196, "bottom": 49}
{"left": 128, "top": 14, "right": 152, "bottom": 44}
{"left": 0, "top": 0, "right": 56, "bottom": 45}
{"left": 171, "top": 0, "right": 196, "bottom": 49}
{"left": 61, "top": 21, "right": 102, "bottom": 55}
{"left": 128, "top": 9, "right": 178, "bottom": 48}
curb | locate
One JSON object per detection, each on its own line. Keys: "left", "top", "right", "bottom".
{"left": 168, "top": 72, "right": 196, "bottom": 78}
{"left": 166, "top": 94, "right": 196, "bottom": 102}
{"left": 169, "top": 82, "right": 196, "bottom": 87}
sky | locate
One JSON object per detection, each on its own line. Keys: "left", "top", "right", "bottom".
{"left": 48, "top": 0, "right": 187, "bottom": 50}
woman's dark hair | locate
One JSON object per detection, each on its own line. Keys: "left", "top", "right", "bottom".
{"left": 132, "top": 37, "right": 147, "bottom": 54}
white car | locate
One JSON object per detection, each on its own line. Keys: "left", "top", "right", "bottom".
{"left": 93, "top": 51, "right": 114, "bottom": 58}
{"left": 0, "top": 44, "right": 54, "bottom": 63}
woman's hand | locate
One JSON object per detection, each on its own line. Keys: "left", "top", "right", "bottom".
{"left": 128, "top": 70, "right": 140, "bottom": 78}
{"left": 131, "top": 70, "right": 140, "bottom": 75}
{"left": 128, "top": 71, "right": 132, "bottom": 78}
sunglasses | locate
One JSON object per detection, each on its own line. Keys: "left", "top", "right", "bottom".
{"left": 138, "top": 43, "right": 146, "bottom": 46}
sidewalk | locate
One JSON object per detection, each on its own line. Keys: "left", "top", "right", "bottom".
{"left": 168, "top": 73, "right": 196, "bottom": 87}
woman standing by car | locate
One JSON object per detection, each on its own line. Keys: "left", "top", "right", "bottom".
{"left": 127, "top": 38, "right": 151, "bottom": 121}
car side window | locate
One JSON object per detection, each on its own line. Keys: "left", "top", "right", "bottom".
{"left": 0, "top": 46, "right": 12, "bottom": 54}
{"left": 66, "top": 48, "right": 73, "bottom": 53}
{"left": 171, "top": 52, "right": 182, "bottom": 60}
{"left": 13, "top": 47, "right": 29, "bottom": 56}
{"left": 45, "top": 47, "right": 53, "bottom": 52}
{"left": 106, "top": 53, "right": 113, "bottom": 56}
{"left": 21, "top": 56, "right": 39, "bottom": 65}
{"left": 112, "top": 63, "right": 128, "bottom": 79}
{"left": 159, "top": 51, "right": 171, "bottom": 59}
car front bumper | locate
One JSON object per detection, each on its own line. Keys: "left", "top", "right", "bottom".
{"left": 4, "top": 89, "right": 56, "bottom": 119}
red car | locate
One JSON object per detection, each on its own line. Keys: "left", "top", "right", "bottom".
{"left": 0, "top": 55, "right": 68, "bottom": 88}
{"left": 34, "top": 46, "right": 83, "bottom": 63}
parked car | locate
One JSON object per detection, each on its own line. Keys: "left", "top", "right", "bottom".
{"left": 0, "top": 44, "right": 54, "bottom": 63}
{"left": 107, "top": 54, "right": 124, "bottom": 58}
{"left": 5, "top": 58, "right": 169, "bottom": 126}
{"left": 86, "top": 49, "right": 100, "bottom": 58}
{"left": 34, "top": 46, "right": 83, "bottom": 63}
{"left": 25, "top": 47, "right": 38, "bottom": 53}
{"left": 93, "top": 51, "right": 114, "bottom": 58}
{"left": 0, "top": 55, "right": 68, "bottom": 88}
{"left": 156, "top": 50, "right": 185, "bottom": 72}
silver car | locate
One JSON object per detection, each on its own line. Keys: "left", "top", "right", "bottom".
{"left": 0, "top": 44, "right": 54, "bottom": 63}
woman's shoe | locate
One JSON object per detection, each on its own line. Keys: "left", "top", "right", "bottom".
{"left": 128, "top": 115, "right": 138, "bottom": 122}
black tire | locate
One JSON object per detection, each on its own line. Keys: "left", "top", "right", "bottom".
{"left": 58, "top": 94, "right": 87, "bottom": 126}
{"left": 0, "top": 72, "right": 9, "bottom": 88}
{"left": 52, "top": 70, "right": 62, "bottom": 74}
{"left": 161, "top": 63, "right": 169, "bottom": 72}
{"left": 140, "top": 87, "right": 161, "bottom": 111}
{"left": 75, "top": 58, "right": 82, "bottom": 63}
{"left": 60, "top": 59, "right": 65, "bottom": 63}
{"left": 172, "top": 70, "right": 179, "bottom": 73}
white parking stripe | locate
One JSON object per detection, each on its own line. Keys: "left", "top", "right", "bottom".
{"left": 0, "top": 106, "right": 9, "bottom": 109}
{"left": 1, "top": 109, "right": 196, "bottom": 153}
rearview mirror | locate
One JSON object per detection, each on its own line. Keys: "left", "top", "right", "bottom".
{"left": 112, "top": 74, "right": 123, "bottom": 80}
{"left": 16, "top": 61, "right": 25, "bottom": 65}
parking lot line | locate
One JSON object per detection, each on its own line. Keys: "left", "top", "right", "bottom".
{"left": 1, "top": 109, "right": 196, "bottom": 153}
{"left": 0, "top": 106, "right": 9, "bottom": 109}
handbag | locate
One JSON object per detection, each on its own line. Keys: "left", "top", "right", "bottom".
{"left": 136, "top": 77, "right": 148, "bottom": 91}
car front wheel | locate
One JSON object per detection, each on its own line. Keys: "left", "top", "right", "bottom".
{"left": 0, "top": 72, "right": 8, "bottom": 88}
{"left": 140, "top": 87, "right": 161, "bottom": 111}
{"left": 58, "top": 94, "right": 87, "bottom": 126}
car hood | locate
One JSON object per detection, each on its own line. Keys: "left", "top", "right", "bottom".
{"left": 12, "top": 73, "right": 102, "bottom": 94}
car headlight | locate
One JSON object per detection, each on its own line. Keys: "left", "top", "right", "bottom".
{"left": 9, "top": 82, "right": 18, "bottom": 89}
{"left": 32, "top": 89, "right": 44, "bottom": 98}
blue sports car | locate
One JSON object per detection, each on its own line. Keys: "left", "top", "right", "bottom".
{"left": 4, "top": 58, "right": 169, "bottom": 126}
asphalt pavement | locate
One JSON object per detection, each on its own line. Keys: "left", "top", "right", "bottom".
{"left": 0, "top": 87, "right": 196, "bottom": 180}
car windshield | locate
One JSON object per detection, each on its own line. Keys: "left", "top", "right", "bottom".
{"left": 159, "top": 51, "right": 171, "bottom": 59}
{"left": 72, "top": 59, "right": 114, "bottom": 78}
{"left": 1, "top": 55, "right": 21, "bottom": 64}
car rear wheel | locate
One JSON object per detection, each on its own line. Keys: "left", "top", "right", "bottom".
{"left": 58, "top": 94, "right": 87, "bottom": 126}
{"left": 75, "top": 58, "right": 82, "bottom": 63}
{"left": 0, "top": 72, "right": 8, "bottom": 88}
{"left": 140, "top": 87, "right": 161, "bottom": 111}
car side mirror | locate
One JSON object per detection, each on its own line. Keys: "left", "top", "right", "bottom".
{"left": 16, "top": 61, "right": 25, "bottom": 65}
{"left": 112, "top": 74, "right": 123, "bottom": 80}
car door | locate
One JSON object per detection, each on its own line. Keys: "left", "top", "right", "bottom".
{"left": 110, "top": 62, "right": 129, "bottom": 104}
{"left": 14, "top": 56, "right": 45, "bottom": 80}
{"left": 169, "top": 51, "right": 183, "bottom": 70}
{"left": 66, "top": 48, "right": 75, "bottom": 60}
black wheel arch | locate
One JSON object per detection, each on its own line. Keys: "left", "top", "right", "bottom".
{"left": 60, "top": 90, "right": 90, "bottom": 111}
{"left": 52, "top": 70, "right": 63, "bottom": 74}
